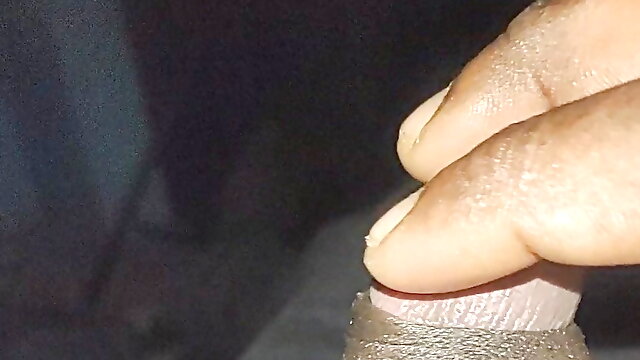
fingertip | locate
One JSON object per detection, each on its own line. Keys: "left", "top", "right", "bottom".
{"left": 367, "top": 187, "right": 425, "bottom": 248}
{"left": 397, "top": 86, "right": 450, "bottom": 158}
{"left": 365, "top": 232, "right": 538, "bottom": 294}
{"left": 364, "top": 184, "right": 538, "bottom": 293}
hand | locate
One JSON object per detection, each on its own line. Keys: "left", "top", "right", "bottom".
{"left": 364, "top": 0, "right": 640, "bottom": 294}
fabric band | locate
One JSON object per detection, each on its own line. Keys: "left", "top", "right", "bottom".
{"left": 343, "top": 291, "right": 591, "bottom": 360}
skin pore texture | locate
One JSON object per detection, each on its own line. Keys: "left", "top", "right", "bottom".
{"left": 364, "top": 0, "right": 640, "bottom": 295}
{"left": 370, "top": 262, "right": 582, "bottom": 331}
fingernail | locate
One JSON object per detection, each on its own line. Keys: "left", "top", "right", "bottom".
{"left": 366, "top": 187, "right": 425, "bottom": 247}
{"left": 397, "top": 85, "right": 450, "bottom": 155}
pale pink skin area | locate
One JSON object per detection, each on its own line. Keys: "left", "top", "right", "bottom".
{"left": 370, "top": 262, "right": 583, "bottom": 331}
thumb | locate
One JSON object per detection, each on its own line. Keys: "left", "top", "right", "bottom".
{"left": 399, "top": 0, "right": 640, "bottom": 182}
{"left": 366, "top": 79, "right": 640, "bottom": 294}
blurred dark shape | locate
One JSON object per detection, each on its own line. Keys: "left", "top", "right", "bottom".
{"left": 119, "top": 2, "right": 531, "bottom": 356}
{"left": 121, "top": 0, "right": 535, "bottom": 248}
{"left": 577, "top": 267, "right": 640, "bottom": 348}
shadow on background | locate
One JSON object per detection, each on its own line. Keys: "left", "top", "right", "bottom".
{"left": 117, "top": 1, "right": 532, "bottom": 357}
{"left": 578, "top": 267, "right": 640, "bottom": 348}
{"left": 119, "top": 0, "right": 535, "bottom": 248}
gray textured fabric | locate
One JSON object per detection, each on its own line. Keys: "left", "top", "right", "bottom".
{"left": 239, "top": 205, "right": 640, "bottom": 360}
{"left": 237, "top": 210, "right": 373, "bottom": 360}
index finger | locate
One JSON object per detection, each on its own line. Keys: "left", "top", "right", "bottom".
{"left": 399, "top": 0, "right": 640, "bottom": 182}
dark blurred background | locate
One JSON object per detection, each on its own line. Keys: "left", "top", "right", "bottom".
{"left": 2, "top": 1, "right": 639, "bottom": 359}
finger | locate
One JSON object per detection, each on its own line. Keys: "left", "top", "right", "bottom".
{"left": 399, "top": 0, "right": 640, "bottom": 182}
{"left": 366, "top": 78, "right": 640, "bottom": 294}
{"left": 397, "top": 86, "right": 449, "bottom": 158}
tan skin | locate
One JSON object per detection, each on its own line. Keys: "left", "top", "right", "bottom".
{"left": 364, "top": 0, "right": 640, "bottom": 294}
